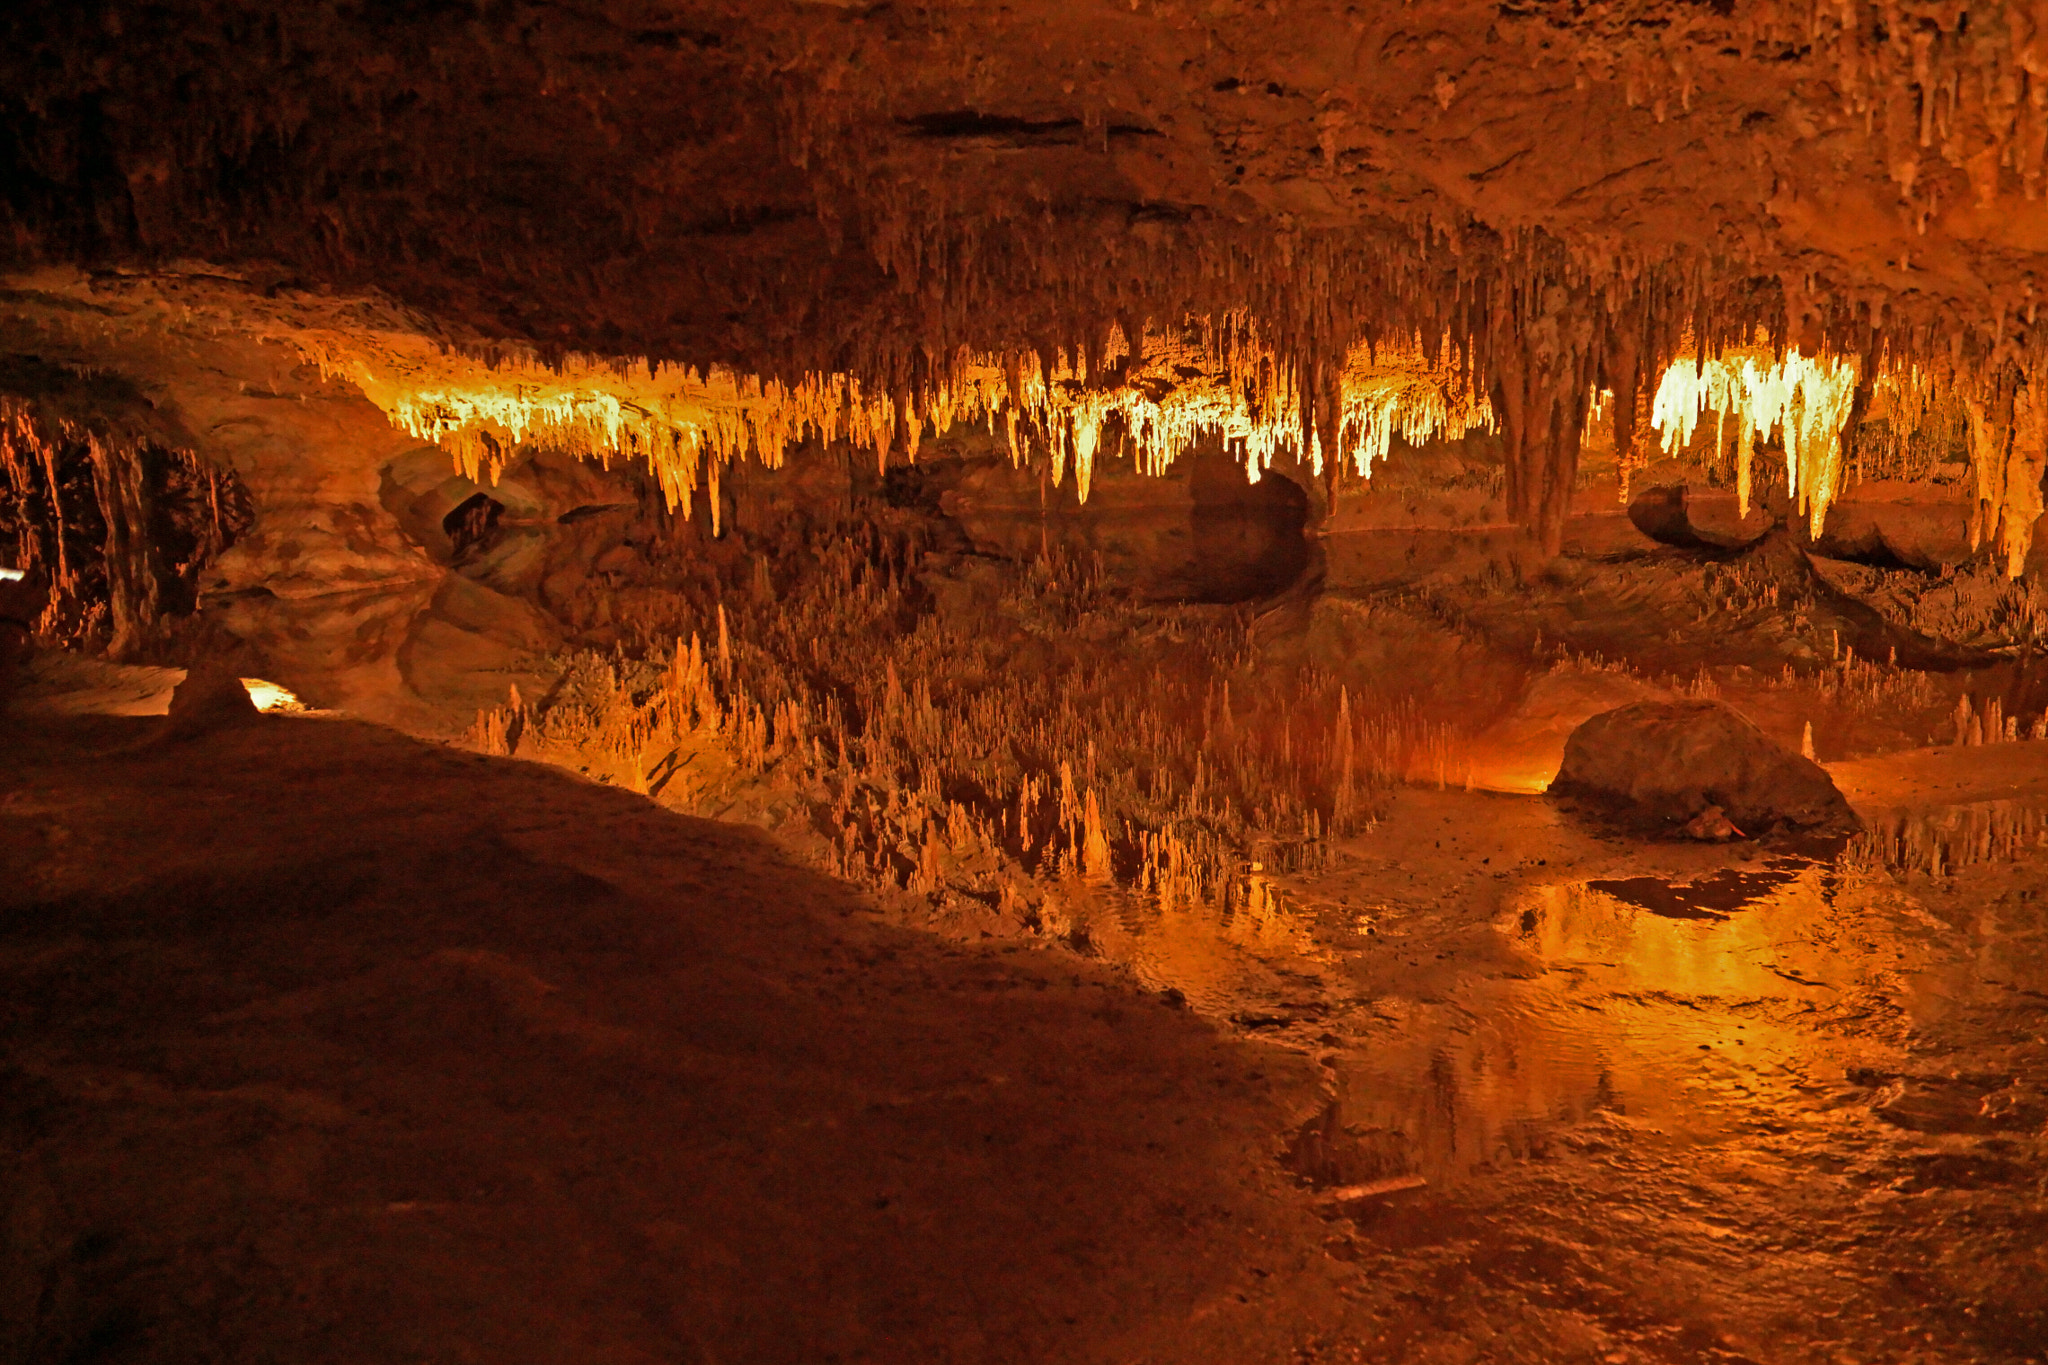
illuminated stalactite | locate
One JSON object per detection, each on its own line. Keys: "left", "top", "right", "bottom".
{"left": 321, "top": 322, "right": 1490, "bottom": 523}
{"left": 1964, "top": 376, "right": 2048, "bottom": 578}
{"left": 14, "top": 265, "right": 2046, "bottom": 569}
{"left": 329, "top": 304, "right": 2047, "bottom": 573}
{"left": 1651, "top": 345, "right": 1864, "bottom": 538}
{"left": 1645, "top": 340, "right": 2048, "bottom": 575}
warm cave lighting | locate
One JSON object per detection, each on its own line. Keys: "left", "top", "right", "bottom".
{"left": 1650, "top": 345, "right": 1859, "bottom": 536}
{"left": 339, "top": 325, "right": 1486, "bottom": 528}
{"left": 0, "top": 566, "right": 23, "bottom": 582}
{"left": 1474, "top": 765, "right": 1561, "bottom": 797}
{"left": 239, "top": 678, "right": 305, "bottom": 713}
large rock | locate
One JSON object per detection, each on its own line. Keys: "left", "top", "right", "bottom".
{"left": 1550, "top": 700, "right": 1860, "bottom": 837}
{"left": 166, "top": 661, "right": 261, "bottom": 738}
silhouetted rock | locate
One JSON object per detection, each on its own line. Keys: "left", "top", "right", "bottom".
{"left": 0, "top": 573, "right": 46, "bottom": 710}
{"left": 1626, "top": 483, "right": 1714, "bottom": 550}
{"left": 1551, "top": 700, "right": 1860, "bottom": 837}
{"left": 167, "top": 661, "right": 260, "bottom": 737}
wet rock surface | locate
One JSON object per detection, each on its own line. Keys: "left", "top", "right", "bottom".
{"left": 9, "top": 650, "right": 2048, "bottom": 1362}
{"left": 989, "top": 767, "right": 2048, "bottom": 1365}
{"left": 1552, "top": 699, "right": 1863, "bottom": 838}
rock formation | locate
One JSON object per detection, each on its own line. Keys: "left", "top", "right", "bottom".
{"left": 1553, "top": 698, "right": 1863, "bottom": 836}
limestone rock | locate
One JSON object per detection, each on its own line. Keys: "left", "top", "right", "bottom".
{"left": 167, "top": 661, "right": 261, "bottom": 738}
{"left": 1551, "top": 700, "right": 1859, "bottom": 837}
{"left": 0, "top": 572, "right": 42, "bottom": 708}
{"left": 1679, "top": 805, "right": 1743, "bottom": 841}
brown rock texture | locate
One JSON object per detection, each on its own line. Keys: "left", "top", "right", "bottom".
{"left": 164, "top": 659, "right": 258, "bottom": 737}
{"left": 0, "top": 713, "right": 1343, "bottom": 1365}
{"left": 1552, "top": 698, "right": 1863, "bottom": 836}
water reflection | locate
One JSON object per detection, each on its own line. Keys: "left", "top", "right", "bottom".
{"left": 1586, "top": 861, "right": 1808, "bottom": 918}
{"left": 1031, "top": 781, "right": 2048, "bottom": 1359}
{"left": 1852, "top": 797, "right": 2048, "bottom": 877}
{"left": 1317, "top": 869, "right": 1849, "bottom": 1190}
{"left": 1055, "top": 877, "right": 1328, "bottom": 1019}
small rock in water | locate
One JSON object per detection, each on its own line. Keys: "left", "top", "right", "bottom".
{"left": 1680, "top": 804, "right": 1743, "bottom": 841}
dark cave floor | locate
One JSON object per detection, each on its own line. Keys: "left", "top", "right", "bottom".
{"left": 2, "top": 710, "right": 2046, "bottom": 1363}
{"left": 0, "top": 714, "right": 1346, "bottom": 1365}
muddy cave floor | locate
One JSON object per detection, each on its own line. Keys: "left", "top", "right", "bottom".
{"left": 1, "top": 696, "right": 2046, "bottom": 1364}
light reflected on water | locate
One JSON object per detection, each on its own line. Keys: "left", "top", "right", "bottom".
{"left": 1851, "top": 798, "right": 2048, "bottom": 878}
{"left": 1324, "top": 867, "right": 1853, "bottom": 1188}
{"left": 1039, "top": 783, "right": 2048, "bottom": 1360}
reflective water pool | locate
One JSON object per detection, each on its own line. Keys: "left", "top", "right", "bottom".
{"left": 1054, "top": 782, "right": 2048, "bottom": 1363}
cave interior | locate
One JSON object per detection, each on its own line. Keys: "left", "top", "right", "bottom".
{"left": 3, "top": 3, "right": 2048, "bottom": 1362}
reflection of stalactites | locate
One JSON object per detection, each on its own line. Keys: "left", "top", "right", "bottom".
{"left": 1081, "top": 788, "right": 1111, "bottom": 883}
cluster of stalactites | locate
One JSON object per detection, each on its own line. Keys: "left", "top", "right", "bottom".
{"left": 1960, "top": 373, "right": 2048, "bottom": 577}
{"left": 0, "top": 398, "right": 190, "bottom": 653}
{"left": 316, "top": 347, "right": 887, "bottom": 537}
{"left": 985, "top": 321, "right": 1488, "bottom": 502}
{"left": 1647, "top": 335, "right": 2048, "bottom": 577}
{"left": 1560, "top": 1, "right": 2048, "bottom": 220}
{"left": 1650, "top": 343, "right": 1863, "bottom": 537}
{"left": 1861, "top": 356, "right": 2048, "bottom": 578}
{"left": 0, "top": 403, "right": 78, "bottom": 617}
{"left": 1811, "top": 0, "right": 2048, "bottom": 214}
{"left": 329, "top": 321, "right": 1490, "bottom": 519}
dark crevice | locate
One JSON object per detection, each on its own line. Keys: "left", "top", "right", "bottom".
{"left": 898, "top": 111, "right": 1165, "bottom": 144}
{"left": 443, "top": 492, "right": 505, "bottom": 559}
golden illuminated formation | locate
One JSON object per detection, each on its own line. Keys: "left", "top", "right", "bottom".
{"left": 1650, "top": 346, "right": 1861, "bottom": 538}
{"left": 313, "top": 322, "right": 1489, "bottom": 518}
{"left": 1961, "top": 382, "right": 2048, "bottom": 578}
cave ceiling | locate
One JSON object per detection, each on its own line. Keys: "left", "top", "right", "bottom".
{"left": 7, "top": 0, "right": 2044, "bottom": 364}
{"left": 6, "top": 2, "right": 2048, "bottom": 563}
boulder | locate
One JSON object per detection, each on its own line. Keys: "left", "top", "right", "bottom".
{"left": 1550, "top": 699, "right": 1860, "bottom": 837}
{"left": 166, "top": 660, "right": 261, "bottom": 737}
{"left": 0, "top": 573, "right": 47, "bottom": 712}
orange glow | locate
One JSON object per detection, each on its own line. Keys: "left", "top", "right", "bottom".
{"left": 309, "top": 321, "right": 1488, "bottom": 523}
{"left": 240, "top": 678, "right": 305, "bottom": 713}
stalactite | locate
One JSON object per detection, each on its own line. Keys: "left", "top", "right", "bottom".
{"left": 1652, "top": 343, "right": 1862, "bottom": 537}
{"left": 330, "top": 319, "right": 1490, "bottom": 518}
{"left": 85, "top": 432, "right": 162, "bottom": 659}
{"left": 1492, "top": 284, "right": 1598, "bottom": 557}
{"left": 0, "top": 394, "right": 249, "bottom": 652}
{"left": 1605, "top": 316, "right": 1644, "bottom": 503}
